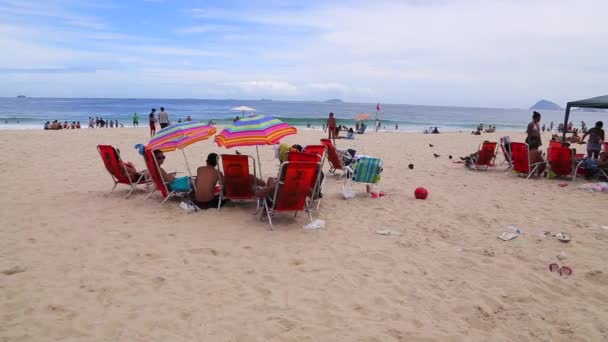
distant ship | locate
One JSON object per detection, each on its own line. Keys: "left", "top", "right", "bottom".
{"left": 16, "top": 95, "right": 26, "bottom": 98}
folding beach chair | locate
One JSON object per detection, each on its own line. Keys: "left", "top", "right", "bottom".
{"left": 343, "top": 157, "right": 383, "bottom": 198}
{"left": 261, "top": 160, "right": 321, "bottom": 229}
{"left": 217, "top": 154, "right": 257, "bottom": 210}
{"left": 97, "top": 145, "right": 148, "bottom": 198}
{"left": 320, "top": 139, "right": 353, "bottom": 176}
{"left": 304, "top": 145, "right": 326, "bottom": 159}
{"left": 573, "top": 158, "right": 608, "bottom": 181}
{"left": 546, "top": 145, "right": 574, "bottom": 179}
{"left": 510, "top": 142, "right": 545, "bottom": 179}
{"left": 288, "top": 151, "right": 324, "bottom": 210}
{"left": 471, "top": 141, "right": 498, "bottom": 171}
{"left": 499, "top": 136, "right": 513, "bottom": 170}
{"left": 549, "top": 140, "right": 563, "bottom": 149}
{"left": 142, "top": 149, "right": 190, "bottom": 205}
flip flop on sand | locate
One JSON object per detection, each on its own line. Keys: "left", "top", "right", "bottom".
{"left": 549, "top": 263, "right": 573, "bottom": 277}
{"left": 498, "top": 232, "right": 519, "bottom": 241}
{"left": 560, "top": 266, "right": 573, "bottom": 277}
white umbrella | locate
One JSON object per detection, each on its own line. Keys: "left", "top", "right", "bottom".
{"left": 231, "top": 106, "right": 256, "bottom": 118}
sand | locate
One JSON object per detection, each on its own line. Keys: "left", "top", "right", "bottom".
{"left": 1, "top": 128, "right": 607, "bottom": 341}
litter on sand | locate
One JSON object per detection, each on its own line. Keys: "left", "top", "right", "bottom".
{"left": 376, "top": 229, "right": 402, "bottom": 236}
{"left": 303, "top": 219, "right": 325, "bottom": 230}
{"left": 556, "top": 232, "right": 572, "bottom": 243}
{"left": 498, "top": 232, "right": 519, "bottom": 241}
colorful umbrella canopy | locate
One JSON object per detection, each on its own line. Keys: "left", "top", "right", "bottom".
{"left": 355, "top": 112, "right": 371, "bottom": 121}
{"left": 147, "top": 122, "right": 217, "bottom": 152}
{"left": 215, "top": 115, "right": 297, "bottom": 149}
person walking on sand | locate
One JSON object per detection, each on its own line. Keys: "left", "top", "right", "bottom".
{"left": 159, "top": 107, "right": 170, "bottom": 129}
{"left": 526, "top": 111, "right": 542, "bottom": 150}
{"left": 149, "top": 108, "right": 157, "bottom": 137}
{"left": 132, "top": 113, "right": 139, "bottom": 127}
{"left": 326, "top": 112, "right": 337, "bottom": 144}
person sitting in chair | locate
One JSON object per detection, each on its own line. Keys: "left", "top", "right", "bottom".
{"left": 189, "top": 153, "right": 227, "bottom": 209}
{"left": 153, "top": 150, "right": 192, "bottom": 192}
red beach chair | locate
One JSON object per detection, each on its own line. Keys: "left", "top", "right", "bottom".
{"left": 288, "top": 152, "right": 324, "bottom": 210}
{"left": 261, "top": 160, "right": 320, "bottom": 229}
{"left": 303, "top": 145, "right": 326, "bottom": 159}
{"left": 217, "top": 154, "right": 257, "bottom": 210}
{"left": 510, "top": 142, "right": 545, "bottom": 179}
{"left": 142, "top": 149, "right": 189, "bottom": 205}
{"left": 320, "top": 138, "right": 345, "bottom": 175}
{"left": 471, "top": 141, "right": 498, "bottom": 171}
{"left": 97, "top": 145, "right": 148, "bottom": 198}
{"left": 546, "top": 146, "right": 574, "bottom": 179}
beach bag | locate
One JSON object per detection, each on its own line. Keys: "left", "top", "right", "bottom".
{"left": 170, "top": 176, "right": 190, "bottom": 192}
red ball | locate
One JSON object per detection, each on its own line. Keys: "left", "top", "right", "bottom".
{"left": 414, "top": 187, "right": 428, "bottom": 200}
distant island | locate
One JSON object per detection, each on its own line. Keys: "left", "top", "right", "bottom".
{"left": 16, "top": 95, "right": 26, "bottom": 98}
{"left": 324, "top": 99, "right": 343, "bottom": 103}
{"left": 529, "top": 99, "right": 562, "bottom": 110}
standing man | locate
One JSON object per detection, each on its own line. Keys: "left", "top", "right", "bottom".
{"left": 581, "top": 121, "right": 605, "bottom": 159}
{"left": 132, "top": 112, "right": 139, "bottom": 127}
{"left": 149, "top": 108, "right": 157, "bottom": 137}
{"left": 159, "top": 106, "right": 170, "bottom": 129}
{"left": 326, "top": 112, "right": 337, "bottom": 144}
{"left": 526, "top": 111, "right": 542, "bottom": 150}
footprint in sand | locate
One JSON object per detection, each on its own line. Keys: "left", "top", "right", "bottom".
{"left": 585, "top": 270, "right": 607, "bottom": 285}
{"left": 289, "top": 259, "right": 304, "bottom": 266}
{"left": 266, "top": 317, "right": 296, "bottom": 332}
{"left": 188, "top": 248, "right": 228, "bottom": 256}
{"left": 2, "top": 266, "right": 26, "bottom": 276}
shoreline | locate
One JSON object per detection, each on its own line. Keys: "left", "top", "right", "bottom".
{"left": 0, "top": 124, "right": 527, "bottom": 135}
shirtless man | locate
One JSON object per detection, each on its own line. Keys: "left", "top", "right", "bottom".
{"left": 191, "top": 153, "right": 224, "bottom": 209}
{"left": 326, "top": 112, "right": 337, "bottom": 143}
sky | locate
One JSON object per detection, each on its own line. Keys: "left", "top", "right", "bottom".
{"left": 0, "top": 0, "right": 606, "bottom": 108}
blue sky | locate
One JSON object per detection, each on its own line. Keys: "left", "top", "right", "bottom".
{"left": 0, "top": 0, "right": 606, "bottom": 107}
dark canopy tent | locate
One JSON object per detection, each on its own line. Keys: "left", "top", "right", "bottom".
{"left": 563, "top": 95, "right": 608, "bottom": 140}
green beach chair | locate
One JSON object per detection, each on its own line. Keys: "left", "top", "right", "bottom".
{"left": 343, "top": 157, "right": 383, "bottom": 198}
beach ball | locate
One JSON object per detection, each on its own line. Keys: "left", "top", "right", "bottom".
{"left": 414, "top": 187, "right": 428, "bottom": 200}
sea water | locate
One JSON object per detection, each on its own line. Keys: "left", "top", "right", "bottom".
{"left": 0, "top": 97, "right": 601, "bottom": 132}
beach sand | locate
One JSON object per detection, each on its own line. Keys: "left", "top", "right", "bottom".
{"left": 1, "top": 128, "right": 607, "bottom": 341}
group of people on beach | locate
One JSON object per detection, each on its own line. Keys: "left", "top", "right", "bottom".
{"left": 146, "top": 107, "right": 194, "bottom": 137}
{"left": 472, "top": 124, "right": 496, "bottom": 135}
{"left": 88, "top": 117, "right": 123, "bottom": 128}
{"left": 44, "top": 120, "right": 81, "bottom": 130}
{"left": 526, "top": 111, "right": 605, "bottom": 177}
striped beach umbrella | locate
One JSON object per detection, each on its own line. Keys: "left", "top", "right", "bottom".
{"left": 215, "top": 115, "right": 297, "bottom": 176}
{"left": 147, "top": 122, "right": 217, "bottom": 152}
{"left": 146, "top": 122, "right": 217, "bottom": 181}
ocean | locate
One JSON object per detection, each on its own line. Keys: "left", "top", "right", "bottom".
{"left": 0, "top": 97, "right": 599, "bottom": 132}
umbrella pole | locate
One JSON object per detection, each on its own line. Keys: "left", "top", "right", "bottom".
{"left": 180, "top": 148, "right": 197, "bottom": 192}
{"left": 256, "top": 146, "right": 262, "bottom": 179}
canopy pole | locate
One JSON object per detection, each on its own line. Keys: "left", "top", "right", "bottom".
{"left": 180, "top": 148, "right": 197, "bottom": 192}
{"left": 256, "top": 146, "right": 263, "bottom": 179}
{"left": 562, "top": 104, "right": 571, "bottom": 142}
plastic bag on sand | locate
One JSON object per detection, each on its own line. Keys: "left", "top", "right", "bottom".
{"left": 342, "top": 188, "right": 355, "bottom": 199}
{"left": 578, "top": 182, "right": 608, "bottom": 193}
{"left": 304, "top": 219, "right": 325, "bottom": 230}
